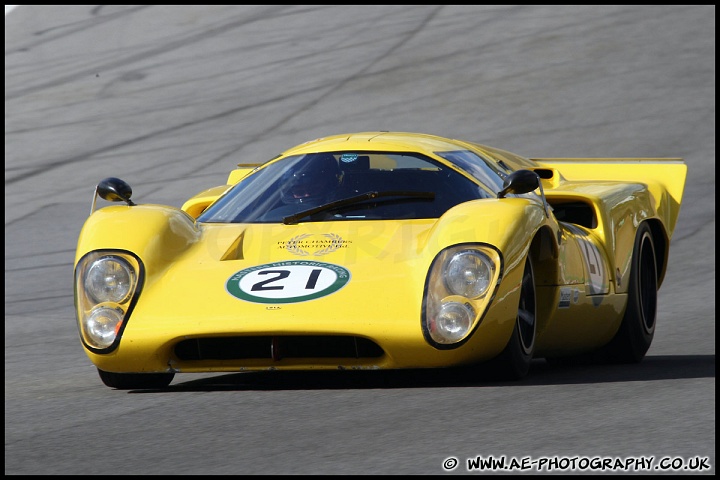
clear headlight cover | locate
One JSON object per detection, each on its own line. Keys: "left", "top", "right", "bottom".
{"left": 433, "top": 301, "right": 475, "bottom": 344}
{"left": 75, "top": 251, "right": 142, "bottom": 352}
{"left": 444, "top": 250, "right": 494, "bottom": 298}
{"left": 83, "top": 305, "right": 125, "bottom": 349}
{"left": 84, "top": 256, "right": 134, "bottom": 304}
{"left": 423, "top": 244, "right": 502, "bottom": 347}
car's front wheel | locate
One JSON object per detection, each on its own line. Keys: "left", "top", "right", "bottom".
{"left": 491, "top": 256, "right": 537, "bottom": 379}
{"left": 97, "top": 368, "right": 175, "bottom": 390}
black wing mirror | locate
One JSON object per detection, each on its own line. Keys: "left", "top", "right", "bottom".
{"left": 497, "top": 169, "right": 540, "bottom": 197}
{"left": 91, "top": 177, "right": 136, "bottom": 213}
{"left": 497, "top": 169, "right": 549, "bottom": 218}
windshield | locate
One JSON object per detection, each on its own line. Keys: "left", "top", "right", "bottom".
{"left": 197, "top": 152, "right": 489, "bottom": 223}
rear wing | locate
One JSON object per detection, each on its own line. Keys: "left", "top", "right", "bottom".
{"left": 530, "top": 157, "right": 687, "bottom": 237}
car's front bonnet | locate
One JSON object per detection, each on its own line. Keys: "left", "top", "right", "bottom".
{"left": 129, "top": 220, "right": 440, "bottom": 339}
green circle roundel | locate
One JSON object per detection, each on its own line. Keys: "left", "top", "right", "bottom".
{"left": 226, "top": 260, "right": 350, "bottom": 304}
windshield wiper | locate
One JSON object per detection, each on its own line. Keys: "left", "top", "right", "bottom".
{"left": 282, "top": 190, "right": 435, "bottom": 224}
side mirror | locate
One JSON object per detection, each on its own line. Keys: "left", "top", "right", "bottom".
{"left": 97, "top": 177, "right": 135, "bottom": 205}
{"left": 91, "top": 177, "right": 135, "bottom": 214}
{"left": 497, "top": 169, "right": 540, "bottom": 198}
{"left": 497, "top": 169, "right": 550, "bottom": 218}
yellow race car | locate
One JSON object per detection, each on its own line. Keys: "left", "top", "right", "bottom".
{"left": 74, "top": 132, "right": 686, "bottom": 389}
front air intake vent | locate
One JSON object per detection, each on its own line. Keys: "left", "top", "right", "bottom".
{"left": 174, "top": 335, "right": 384, "bottom": 361}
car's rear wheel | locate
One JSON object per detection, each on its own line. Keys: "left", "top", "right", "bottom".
{"left": 490, "top": 256, "right": 536, "bottom": 379}
{"left": 600, "top": 222, "right": 657, "bottom": 363}
{"left": 97, "top": 368, "right": 175, "bottom": 390}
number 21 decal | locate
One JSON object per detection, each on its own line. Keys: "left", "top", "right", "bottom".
{"left": 226, "top": 261, "right": 350, "bottom": 304}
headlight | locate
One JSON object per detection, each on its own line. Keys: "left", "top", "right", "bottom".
{"left": 82, "top": 305, "right": 125, "bottom": 349}
{"left": 423, "top": 245, "right": 502, "bottom": 347}
{"left": 85, "top": 256, "right": 134, "bottom": 303}
{"left": 434, "top": 301, "right": 475, "bottom": 344}
{"left": 75, "top": 251, "right": 142, "bottom": 352}
{"left": 444, "top": 250, "right": 494, "bottom": 298}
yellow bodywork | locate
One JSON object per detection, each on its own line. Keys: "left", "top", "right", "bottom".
{"left": 75, "top": 132, "right": 686, "bottom": 374}
{"left": 76, "top": 201, "right": 542, "bottom": 373}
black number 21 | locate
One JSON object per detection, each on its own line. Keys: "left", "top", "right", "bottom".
{"left": 251, "top": 269, "right": 322, "bottom": 291}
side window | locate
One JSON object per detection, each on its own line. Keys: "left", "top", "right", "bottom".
{"left": 437, "top": 150, "right": 506, "bottom": 193}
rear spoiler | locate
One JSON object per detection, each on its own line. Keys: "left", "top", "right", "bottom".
{"left": 530, "top": 157, "right": 687, "bottom": 237}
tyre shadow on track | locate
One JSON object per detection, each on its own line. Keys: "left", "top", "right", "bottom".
{"left": 128, "top": 354, "right": 715, "bottom": 393}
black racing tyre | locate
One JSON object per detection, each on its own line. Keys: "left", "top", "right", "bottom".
{"left": 97, "top": 368, "right": 175, "bottom": 390}
{"left": 491, "top": 256, "right": 537, "bottom": 379}
{"left": 600, "top": 222, "right": 658, "bottom": 363}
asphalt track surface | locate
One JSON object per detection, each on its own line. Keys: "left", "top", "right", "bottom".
{"left": 5, "top": 5, "right": 715, "bottom": 475}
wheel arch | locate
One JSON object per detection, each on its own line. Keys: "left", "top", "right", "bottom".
{"left": 644, "top": 218, "right": 669, "bottom": 288}
{"left": 528, "top": 225, "right": 558, "bottom": 337}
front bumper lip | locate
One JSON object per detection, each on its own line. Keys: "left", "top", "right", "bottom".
{"left": 84, "top": 313, "right": 514, "bottom": 373}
